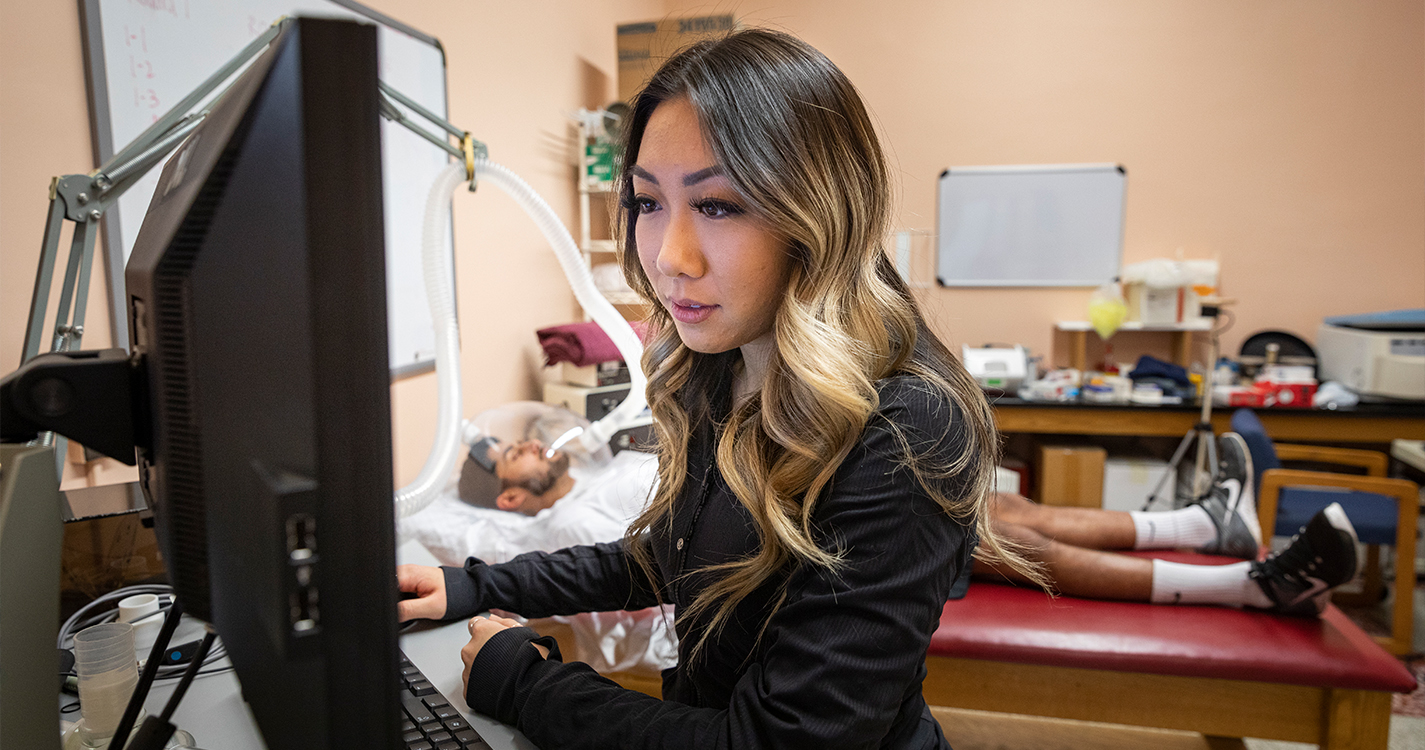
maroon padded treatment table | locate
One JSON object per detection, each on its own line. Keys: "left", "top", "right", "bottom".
{"left": 925, "top": 552, "right": 1416, "bottom": 749}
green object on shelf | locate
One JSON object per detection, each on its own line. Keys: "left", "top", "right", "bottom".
{"left": 585, "top": 143, "right": 618, "bottom": 186}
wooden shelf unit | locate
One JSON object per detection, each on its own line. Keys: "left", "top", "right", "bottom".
{"left": 575, "top": 113, "right": 644, "bottom": 317}
{"left": 1056, "top": 320, "right": 1211, "bottom": 371}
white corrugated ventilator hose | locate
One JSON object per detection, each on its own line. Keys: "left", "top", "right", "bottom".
{"left": 394, "top": 161, "right": 647, "bottom": 519}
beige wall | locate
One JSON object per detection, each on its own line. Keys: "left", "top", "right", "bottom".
{"left": 1, "top": 2, "right": 112, "bottom": 369}
{"left": 4, "top": 1, "right": 1422, "bottom": 486}
{"left": 672, "top": 0, "right": 1424, "bottom": 368}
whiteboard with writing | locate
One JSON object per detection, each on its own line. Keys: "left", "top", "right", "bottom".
{"left": 81, "top": 0, "right": 453, "bottom": 376}
{"left": 936, "top": 164, "right": 1126, "bottom": 287}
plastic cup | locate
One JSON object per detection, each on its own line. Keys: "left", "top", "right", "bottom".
{"left": 73, "top": 622, "right": 139, "bottom": 745}
{"left": 117, "top": 593, "right": 163, "bottom": 657}
{"left": 117, "top": 593, "right": 159, "bottom": 623}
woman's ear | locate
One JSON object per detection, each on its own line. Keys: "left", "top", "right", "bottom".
{"left": 495, "top": 488, "right": 529, "bottom": 514}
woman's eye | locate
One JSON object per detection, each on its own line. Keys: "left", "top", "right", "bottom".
{"left": 692, "top": 199, "right": 743, "bottom": 218}
{"left": 634, "top": 197, "right": 659, "bottom": 215}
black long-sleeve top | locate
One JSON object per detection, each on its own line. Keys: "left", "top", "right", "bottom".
{"left": 441, "top": 373, "right": 977, "bottom": 749}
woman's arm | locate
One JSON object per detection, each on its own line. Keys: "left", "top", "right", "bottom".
{"left": 440, "top": 537, "right": 665, "bottom": 621}
{"left": 464, "top": 380, "right": 971, "bottom": 748}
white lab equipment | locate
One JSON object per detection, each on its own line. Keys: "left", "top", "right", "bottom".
{"left": 961, "top": 345, "right": 1031, "bottom": 392}
{"left": 1317, "top": 318, "right": 1425, "bottom": 401}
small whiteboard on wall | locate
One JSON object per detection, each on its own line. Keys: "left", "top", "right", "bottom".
{"left": 80, "top": 0, "right": 453, "bottom": 377}
{"left": 936, "top": 164, "right": 1126, "bottom": 287}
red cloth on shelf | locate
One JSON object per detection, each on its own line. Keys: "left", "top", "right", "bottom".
{"left": 538, "top": 323, "right": 617, "bottom": 367}
{"left": 537, "top": 321, "right": 651, "bottom": 367}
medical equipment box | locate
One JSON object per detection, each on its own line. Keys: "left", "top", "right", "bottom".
{"left": 543, "top": 382, "right": 631, "bottom": 421}
{"left": 611, "top": 415, "right": 657, "bottom": 455}
{"left": 555, "top": 360, "right": 630, "bottom": 388}
{"left": 1317, "top": 321, "right": 1425, "bottom": 401}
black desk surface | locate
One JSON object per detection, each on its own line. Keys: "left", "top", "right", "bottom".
{"left": 990, "top": 396, "right": 1425, "bottom": 418}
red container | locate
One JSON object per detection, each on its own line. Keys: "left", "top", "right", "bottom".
{"left": 1260, "top": 381, "right": 1317, "bottom": 408}
{"left": 1225, "top": 388, "right": 1267, "bottom": 407}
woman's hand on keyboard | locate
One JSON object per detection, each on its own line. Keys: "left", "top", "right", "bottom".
{"left": 396, "top": 564, "right": 448, "bottom": 622}
{"left": 461, "top": 614, "right": 549, "bottom": 692}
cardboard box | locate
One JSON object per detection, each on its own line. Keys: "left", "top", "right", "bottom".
{"left": 61, "top": 511, "right": 164, "bottom": 599}
{"left": 1038, "top": 445, "right": 1106, "bottom": 507}
{"left": 1126, "top": 283, "right": 1199, "bottom": 325}
{"left": 617, "top": 15, "right": 736, "bottom": 102}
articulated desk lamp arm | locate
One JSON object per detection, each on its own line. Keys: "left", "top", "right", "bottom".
{"left": 13, "top": 21, "right": 289, "bottom": 476}
{"left": 22, "top": 18, "right": 490, "bottom": 367}
{"left": 8, "top": 17, "right": 491, "bottom": 462}
{"left": 22, "top": 21, "right": 286, "bottom": 367}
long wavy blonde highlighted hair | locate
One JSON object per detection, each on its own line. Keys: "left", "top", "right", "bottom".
{"left": 617, "top": 29, "right": 1045, "bottom": 657}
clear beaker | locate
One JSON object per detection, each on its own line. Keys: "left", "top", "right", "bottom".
{"left": 73, "top": 622, "right": 140, "bottom": 748}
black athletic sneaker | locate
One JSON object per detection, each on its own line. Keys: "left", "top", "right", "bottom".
{"left": 1249, "top": 503, "right": 1360, "bottom": 616}
{"left": 1194, "top": 432, "right": 1262, "bottom": 559}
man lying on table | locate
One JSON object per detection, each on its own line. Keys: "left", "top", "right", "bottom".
{"left": 409, "top": 430, "right": 1357, "bottom": 618}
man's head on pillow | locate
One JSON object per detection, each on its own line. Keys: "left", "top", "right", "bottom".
{"left": 458, "top": 438, "right": 574, "bottom": 515}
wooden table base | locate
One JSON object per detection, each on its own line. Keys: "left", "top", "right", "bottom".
{"left": 538, "top": 617, "right": 1396, "bottom": 749}
{"left": 923, "top": 656, "right": 1392, "bottom": 750}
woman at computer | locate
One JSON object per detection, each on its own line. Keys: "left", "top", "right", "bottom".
{"left": 397, "top": 29, "right": 1042, "bottom": 748}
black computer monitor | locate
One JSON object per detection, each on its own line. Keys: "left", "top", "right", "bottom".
{"left": 123, "top": 17, "right": 400, "bottom": 748}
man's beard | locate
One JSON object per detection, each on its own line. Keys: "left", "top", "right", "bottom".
{"left": 517, "top": 450, "right": 572, "bottom": 496}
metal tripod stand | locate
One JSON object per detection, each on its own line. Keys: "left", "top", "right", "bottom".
{"left": 1142, "top": 307, "right": 1226, "bottom": 511}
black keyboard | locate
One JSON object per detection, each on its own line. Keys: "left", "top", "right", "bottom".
{"left": 398, "top": 650, "right": 491, "bottom": 750}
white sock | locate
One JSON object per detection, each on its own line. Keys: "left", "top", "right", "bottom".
{"left": 1130, "top": 506, "right": 1216, "bottom": 549}
{"left": 1149, "top": 560, "right": 1272, "bottom": 607}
